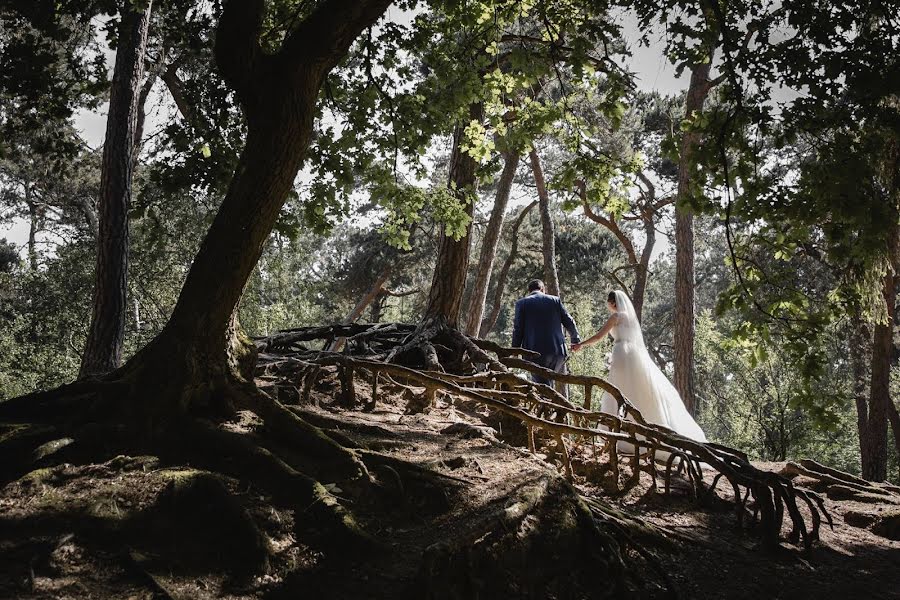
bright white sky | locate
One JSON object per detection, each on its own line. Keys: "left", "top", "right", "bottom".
{"left": 1, "top": 10, "right": 690, "bottom": 259}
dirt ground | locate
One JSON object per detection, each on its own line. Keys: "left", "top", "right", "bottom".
{"left": 2, "top": 374, "right": 899, "bottom": 599}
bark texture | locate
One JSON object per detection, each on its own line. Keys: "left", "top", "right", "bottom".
{"left": 673, "top": 47, "right": 717, "bottom": 415}
{"left": 864, "top": 217, "right": 899, "bottom": 481}
{"left": 117, "top": 0, "right": 394, "bottom": 417}
{"left": 80, "top": 2, "right": 153, "bottom": 377}
{"left": 424, "top": 105, "right": 484, "bottom": 327}
{"left": 480, "top": 201, "right": 536, "bottom": 337}
{"left": 530, "top": 149, "right": 560, "bottom": 297}
{"left": 464, "top": 151, "right": 519, "bottom": 336}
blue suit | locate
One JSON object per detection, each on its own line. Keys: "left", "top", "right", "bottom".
{"left": 511, "top": 291, "right": 581, "bottom": 391}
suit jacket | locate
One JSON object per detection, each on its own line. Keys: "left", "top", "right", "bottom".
{"left": 511, "top": 291, "right": 581, "bottom": 357}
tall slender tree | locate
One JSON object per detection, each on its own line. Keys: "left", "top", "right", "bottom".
{"left": 672, "top": 18, "right": 719, "bottom": 415}
{"left": 464, "top": 151, "right": 519, "bottom": 336}
{"left": 530, "top": 148, "right": 560, "bottom": 297}
{"left": 80, "top": 1, "right": 153, "bottom": 377}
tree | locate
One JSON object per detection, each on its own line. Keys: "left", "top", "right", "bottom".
{"left": 530, "top": 148, "right": 561, "bottom": 297}
{"left": 80, "top": 1, "right": 154, "bottom": 377}
{"left": 480, "top": 200, "right": 537, "bottom": 337}
{"left": 423, "top": 107, "right": 483, "bottom": 326}
{"left": 464, "top": 151, "right": 519, "bottom": 336}
{"left": 1, "top": 0, "right": 397, "bottom": 551}
{"left": 671, "top": 8, "right": 721, "bottom": 415}
{"left": 576, "top": 163, "right": 672, "bottom": 321}
{"left": 700, "top": 0, "right": 900, "bottom": 480}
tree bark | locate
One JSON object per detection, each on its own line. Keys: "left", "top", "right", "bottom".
{"left": 111, "top": 0, "right": 393, "bottom": 416}
{"left": 464, "top": 151, "right": 519, "bottom": 336}
{"left": 80, "top": 2, "right": 153, "bottom": 378}
{"left": 632, "top": 216, "right": 655, "bottom": 321}
{"left": 423, "top": 105, "right": 484, "bottom": 327}
{"left": 673, "top": 48, "right": 717, "bottom": 415}
{"left": 25, "top": 192, "right": 38, "bottom": 271}
{"left": 864, "top": 218, "right": 899, "bottom": 481}
{"left": 888, "top": 399, "right": 900, "bottom": 482}
{"left": 480, "top": 201, "right": 537, "bottom": 337}
{"left": 529, "top": 148, "right": 560, "bottom": 297}
{"left": 850, "top": 319, "right": 873, "bottom": 474}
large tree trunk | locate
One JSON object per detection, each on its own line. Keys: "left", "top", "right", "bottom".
{"left": 529, "top": 149, "right": 560, "bottom": 297}
{"left": 888, "top": 396, "right": 900, "bottom": 482}
{"left": 480, "top": 201, "right": 537, "bottom": 337}
{"left": 673, "top": 49, "right": 717, "bottom": 415}
{"left": 115, "top": 0, "right": 393, "bottom": 416}
{"left": 865, "top": 272, "right": 895, "bottom": 481}
{"left": 423, "top": 105, "right": 484, "bottom": 327}
{"left": 864, "top": 216, "right": 899, "bottom": 481}
{"left": 80, "top": 2, "right": 153, "bottom": 377}
{"left": 464, "top": 151, "right": 519, "bottom": 336}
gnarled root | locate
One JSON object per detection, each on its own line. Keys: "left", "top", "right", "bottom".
{"left": 416, "top": 475, "right": 629, "bottom": 599}
{"left": 164, "top": 421, "right": 375, "bottom": 554}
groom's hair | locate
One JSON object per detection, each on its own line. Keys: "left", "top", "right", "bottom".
{"left": 527, "top": 279, "right": 544, "bottom": 292}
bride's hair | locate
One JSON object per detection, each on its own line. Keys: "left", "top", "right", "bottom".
{"left": 607, "top": 291, "right": 617, "bottom": 306}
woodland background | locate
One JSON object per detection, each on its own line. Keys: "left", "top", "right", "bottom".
{"left": 2, "top": 0, "right": 897, "bottom": 484}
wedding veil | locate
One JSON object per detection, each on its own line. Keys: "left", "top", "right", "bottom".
{"left": 612, "top": 290, "right": 646, "bottom": 348}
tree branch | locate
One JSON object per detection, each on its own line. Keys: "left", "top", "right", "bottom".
{"left": 576, "top": 180, "right": 638, "bottom": 265}
{"left": 214, "top": 0, "right": 266, "bottom": 101}
{"left": 280, "top": 0, "right": 393, "bottom": 77}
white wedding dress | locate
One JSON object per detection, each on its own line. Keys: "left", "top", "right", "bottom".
{"left": 599, "top": 291, "right": 707, "bottom": 444}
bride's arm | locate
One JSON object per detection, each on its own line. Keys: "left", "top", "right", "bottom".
{"left": 572, "top": 314, "right": 618, "bottom": 352}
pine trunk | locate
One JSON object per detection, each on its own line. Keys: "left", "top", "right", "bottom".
{"left": 673, "top": 52, "right": 716, "bottom": 415}
{"left": 80, "top": 2, "right": 153, "bottom": 377}
{"left": 632, "top": 216, "right": 656, "bottom": 321}
{"left": 423, "top": 106, "right": 483, "bottom": 327}
{"left": 529, "top": 149, "right": 560, "bottom": 297}
{"left": 864, "top": 214, "right": 899, "bottom": 481}
{"left": 464, "top": 151, "right": 519, "bottom": 336}
{"left": 26, "top": 193, "right": 38, "bottom": 271}
{"left": 480, "top": 201, "right": 536, "bottom": 337}
{"left": 850, "top": 320, "right": 873, "bottom": 474}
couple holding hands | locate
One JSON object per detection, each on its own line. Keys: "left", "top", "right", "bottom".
{"left": 511, "top": 279, "right": 706, "bottom": 443}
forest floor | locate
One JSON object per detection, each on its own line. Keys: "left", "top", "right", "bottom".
{"left": 1, "top": 367, "right": 899, "bottom": 599}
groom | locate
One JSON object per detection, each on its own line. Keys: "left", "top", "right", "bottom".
{"left": 511, "top": 279, "right": 581, "bottom": 396}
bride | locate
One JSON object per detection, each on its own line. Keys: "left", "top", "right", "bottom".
{"left": 572, "top": 290, "right": 706, "bottom": 443}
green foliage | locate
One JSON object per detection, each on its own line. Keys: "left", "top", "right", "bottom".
{"left": 695, "top": 311, "right": 861, "bottom": 470}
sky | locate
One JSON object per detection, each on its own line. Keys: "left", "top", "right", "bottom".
{"left": 1, "top": 10, "right": 690, "bottom": 259}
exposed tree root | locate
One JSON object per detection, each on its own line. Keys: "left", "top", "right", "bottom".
{"left": 257, "top": 322, "right": 833, "bottom": 552}
{"left": 0, "top": 360, "right": 381, "bottom": 567}
{"left": 416, "top": 475, "right": 632, "bottom": 599}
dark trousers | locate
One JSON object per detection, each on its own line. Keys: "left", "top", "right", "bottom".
{"left": 530, "top": 353, "right": 568, "bottom": 398}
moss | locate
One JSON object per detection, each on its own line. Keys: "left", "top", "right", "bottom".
{"left": 19, "top": 466, "right": 57, "bottom": 486}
